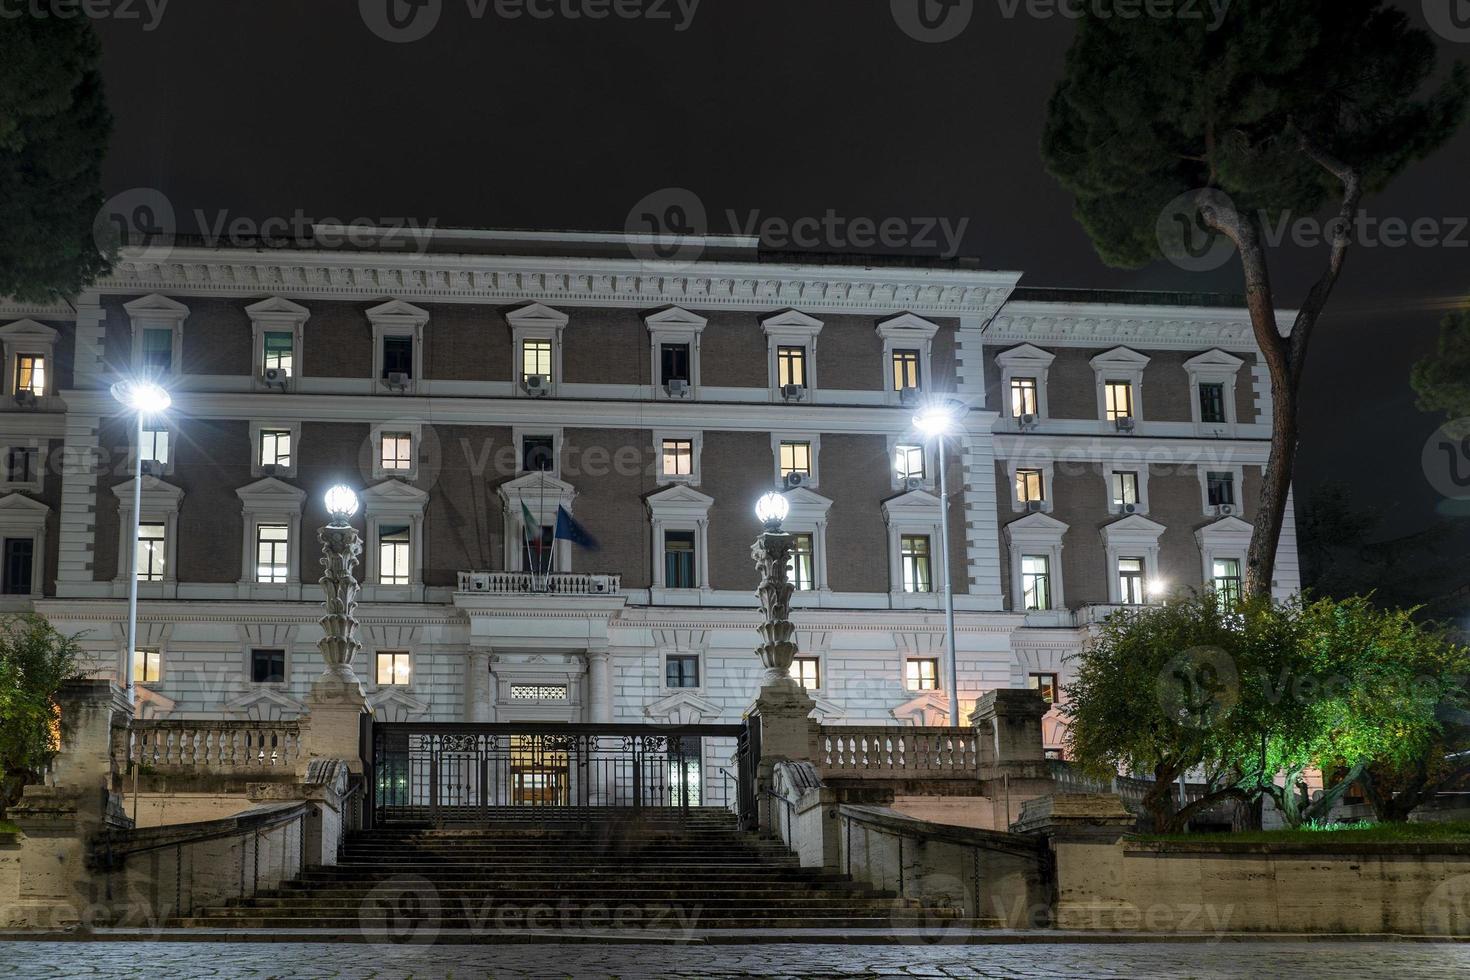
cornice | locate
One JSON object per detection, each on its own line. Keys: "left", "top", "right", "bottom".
{"left": 99, "top": 246, "right": 1023, "bottom": 318}
{"left": 0, "top": 298, "right": 76, "bottom": 321}
{"left": 988, "top": 300, "right": 1294, "bottom": 351}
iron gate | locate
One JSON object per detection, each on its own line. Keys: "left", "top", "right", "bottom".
{"left": 371, "top": 722, "right": 746, "bottom": 825}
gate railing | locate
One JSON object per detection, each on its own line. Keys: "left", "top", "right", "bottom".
{"left": 371, "top": 722, "right": 745, "bottom": 825}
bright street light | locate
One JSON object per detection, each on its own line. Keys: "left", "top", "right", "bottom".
{"left": 909, "top": 399, "right": 968, "bottom": 728}
{"left": 755, "top": 491, "right": 789, "bottom": 530}
{"left": 110, "top": 380, "right": 171, "bottom": 415}
{"left": 112, "top": 378, "right": 171, "bottom": 703}
{"left": 912, "top": 402, "right": 959, "bottom": 436}
{"left": 325, "top": 484, "right": 361, "bottom": 524}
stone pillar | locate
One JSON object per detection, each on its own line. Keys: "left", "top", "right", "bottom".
{"left": 466, "top": 649, "right": 494, "bottom": 723}
{"left": 969, "top": 688, "right": 1049, "bottom": 766}
{"left": 586, "top": 648, "right": 612, "bottom": 724}
{"left": 303, "top": 517, "right": 369, "bottom": 774}
{"left": 1011, "top": 793, "right": 1136, "bottom": 930}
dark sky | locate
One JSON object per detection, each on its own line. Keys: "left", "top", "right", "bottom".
{"left": 92, "top": 1, "right": 1470, "bottom": 542}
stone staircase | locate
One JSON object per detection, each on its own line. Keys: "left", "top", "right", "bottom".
{"left": 171, "top": 807, "right": 980, "bottom": 936}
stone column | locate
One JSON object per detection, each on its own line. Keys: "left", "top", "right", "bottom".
{"left": 466, "top": 649, "right": 494, "bottom": 723}
{"left": 303, "top": 518, "right": 370, "bottom": 774}
{"left": 586, "top": 648, "right": 613, "bottom": 724}
{"left": 971, "top": 688, "right": 1055, "bottom": 830}
{"left": 1011, "top": 793, "right": 1136, "bottom": 930}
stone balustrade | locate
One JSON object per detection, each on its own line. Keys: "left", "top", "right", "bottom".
{"left": 456, "top": 571, "right": 621, "bottom": 595}
{"left": 122, "top": 719, "right": 304, "bottom": 773}
{"left": 819, "top": 726, "right": 980, "bottom": 776}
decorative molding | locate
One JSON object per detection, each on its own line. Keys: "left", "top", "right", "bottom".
{"left": 988, "top": 301, "right": 1293, "bottom": 351}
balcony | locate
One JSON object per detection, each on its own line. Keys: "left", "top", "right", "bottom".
{"left": 456, "top": 571, "right": 622, "bottom": 596}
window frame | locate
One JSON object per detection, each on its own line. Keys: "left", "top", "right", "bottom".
{"left": 507, "top": 303, "right": 569, "bottom": 398}
{"left": 124, "top": 294, "right": 188, "bottom": 381}
{"left": 1090, "top": 347, "right": 1150, "bottom": 425}
{"left": 1007, "top": 460, "right": 1055, "bottom": 513}
{"left": 793, "top": 656, "right": 821, "bottom": 691}
{"left": 368, "top": 299, "right": 428, "bottom": 393}
{"left": 0, "top": 494, "right": 48, "bottom": 599}
{"left": 877, "top": 313, "right": 939, "bottom": 406}
{"left": 112, "top": 477, "right": 183, "bottom": 595}
{"left": 646, "top": 484, "right": 714, "bottom": 599}
{"left": 762, "top": 309, "right": 823, "bottom": 402}
{"left": 1196, "top": 463, "right": 1245, "bottom": 516}
{"left": 645, "top": 307, "right": 707, "bottom": 400}
{"left": 663, "top": 653, "right": 702, "bottom": 691}
{"left": 0, "top": 443, "right": 42, "bottom": 492}
{"left": 1184, "top": 348, "right": 1246, "bottom": 430}
{"left": 246, "top": 296, "right": 308, "bottom": 391}
{"left": 0, "top": 318, "right": 60, "bottom": 403}
{"left": 653, "top": 430, "right": 703, "bottom": 486}
{"left": 1004, "top": 512, "right": 1068, "bottom": 616}
{"left": 249, "top": 647, "right": 287, "bottom": 685}
{"left": 375, "top": 650, "right": 412, "bottom": 687}
{"left": 905, "top": 657, "right": 940, "bottom": 692}
{"left": 1028, "top": 671, "right": 1060, "bottom": 705}
{"left": 771, "top": 433, "right": 821, "bottom": 488}
{"left": 994, "top": 344, "right": 1055, "bottom": 424}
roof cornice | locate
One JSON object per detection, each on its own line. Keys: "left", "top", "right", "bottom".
{"left": 988, "top": 300, "right": 1295, "bottom": 351}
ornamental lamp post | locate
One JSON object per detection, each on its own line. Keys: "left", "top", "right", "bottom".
{"left": 912, "top": 399, "right": 965, "bottom": 727}
{"left": 110, "top": 379, "right": 171, "bottom": 702}
{"left": 751, "top": 491, "right": 798, "bottom": 686}
{"left": 317, "top": 484, "right": 364, "bottom": 689}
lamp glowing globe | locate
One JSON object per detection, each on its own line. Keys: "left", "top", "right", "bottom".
{"left": 110, "top": 380, "right": 171, "bottom": 414}
{"left": 755, "top": 491, "right": 789, "bottom": 530}
{"left": 324, "top": 484, "right": 360, "bottom": 524}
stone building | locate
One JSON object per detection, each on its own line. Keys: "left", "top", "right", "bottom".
{"left": 0, "top": 229, "right": 1297, "bottom": 800}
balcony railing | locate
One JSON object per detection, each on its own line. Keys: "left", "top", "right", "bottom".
{"left": 456, "top": 571, "right": 622, "bottom": 596}
{"left": 122, "top": 719, "right": 303, "bottom": 774}
{"left": 818, "top": 726, "right": 980, "bottom": 777}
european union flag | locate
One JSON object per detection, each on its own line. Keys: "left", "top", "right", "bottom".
{"left": 554, "top": 505, "right": 599, "bottom": 550}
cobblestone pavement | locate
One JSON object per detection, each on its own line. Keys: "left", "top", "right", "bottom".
{"left": 1, "top": 941, "right": 1468, "bottom": 979}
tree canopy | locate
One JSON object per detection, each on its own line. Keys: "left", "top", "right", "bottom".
{"left": 1412, "top": 309, "right": 1470, "bottom": 424}
{"left": 0, "top": 614, "right": 81, "bottom": 815}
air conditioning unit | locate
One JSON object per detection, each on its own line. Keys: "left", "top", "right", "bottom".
{"left": 261, "top": 367, "right": 288, "bottom": 389}
{"left": 1019, "top": 412, "right": 1038, "bottom": 428}
{"left": 12, "top": 390, "right": 37, "bottom": 409}
{"left": 140, "top": 460, "right": 162, "bottom": 478}
{"left": 1026, "top": 500, "right": 1046, "bottom": 513}
{"left": 665, "top": 379, "right": 690, "bottom": 398}
{"left": 465, "top": 572, "right": 491, "bottom": 593}
{"left": 1121, "top": 502, "right": 1139, "bottom": 515}
{"left": 384, "top": 371, "right": 410, "bottom": 391}
{"left": 1115, "top": 416, "right": 1136, "bottom": 433}
{"left": 781, "top": 384, "right": 806, "bottom": 402}
{"left": 523, "top": 374, "right": 550, "bottom": 397}
{"left": 899, "top": 386, "right": 920, "bottom": 407}
{"left": 1216, "top": 504, "right": 1235, "bottom": 516}
{"left": 903, "top": 476, "right": 924, "bottom": 492}
{"left": 783, "top": 472, "right": 808, "bottom": 490}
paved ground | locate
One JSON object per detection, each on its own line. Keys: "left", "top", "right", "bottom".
{"left": 1, "top": 941, "right": 1468, "bottom": 978}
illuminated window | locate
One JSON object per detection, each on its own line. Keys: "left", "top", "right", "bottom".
{"left": 664, "top": 531, "right": 696, "bottom": 588}
{"left": 1199, "top": 382, "right": 1226, "bottom": 424}
{"left": 1112, "top": 471, "right": 1139, "bottom": 507}
{"left": 1212, "top": 558, "right": 1242, "bottom": 607}
{"left": 895, "top": 444, "right": 925, "bottom": 481}
{"left": 779, "top": 441, "right": 811, "bottom": 478}
{"left": 259, "top": 429, "right": 292, "bottom": 469}
{"left": 381, "top": 433, "right": 412, "bottom": 472}
{"left": 665, "top": 654, "right": 700, "bottom": 689}
{"left": 1104, "top": 381, "right": 1134, "bottom": 421}
{"left": 13, "top": 354, "right": 44, "bottom": 396}
{"left": 794, "top": 657, "right": 820, "bottom": 690}
{"left": 250, "top": 648, "right": 285, "bottom": 684}
{"left": 376, "top": 651, "right": 411, "bottom": 686}
{"left": 141, "top": 426, "right": 169, "bottom": 466}
{"left": 1118, "top": 557, "right": 1145, "bottom": 605}
{"left": 1015, "top": 467, "right": 1045, "bottom": 503}
{"left": 134, "top": 649, "right": 161, "bottom": 685}
{"left": 378, "top": 524, "right": 412, "bottom": 585}
{"left": 905, "top": 657, "right": 939, "bottom": 691}
{"left": 522, "top": 339, "right": 553, "bottom": 382}
{"left": 788, "top": 532, "right": 814, "bottom": 591}
{"left": 901, "top": 534, "right": 932, "bottom": 593}
{"left": 1010, "top": 377, "right": 1038, "bottom": 418}
{"left": 1021, "top": 554, "right": 1051, "bottom": 611}
{"left": 1028, "top": 672, "right": 1059, "bottom": 705}
{"left": 892, "top": 349, "right": 921, "bottom": 391}
{"left": 255, "top": 524, "right": 289, "bottom": 584}
{"left": 262, "top": 332, "right": 294, "bottom": 376}
{"left": 136, "top": 522, "right": 166, "bottom": 582}
{"left": 662, "top": 439, "right": 694, "bottom": 477}
{"left": 777, "top": 346, "right": 806, "bottom": 387}
{"left": 1206, "top": 471, "right": 1235, "bottom": 507}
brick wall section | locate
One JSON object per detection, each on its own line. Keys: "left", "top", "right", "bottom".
{"left": 175, "top": 419, "right": 251, "bottom": 583}
{"left": 301, "top": 301, "right": 373, "bottom": 378}
{"left": 99, "top": 297, "right": 133, "bottom": 375}
{"left": 179, "top": 298, "right": 251, "bottom": 376}
{"left": 819, "top": 434, "right": 898, "bottom": 594}
{"left": 700, "top": 313, "right": 768, "bottom": 389}
{"left": 701, "top": 431, "right": 777, "bottom": 590}
{"left": 426, "top": 305, "right": 510, "bottom": 382}
{"left": 1143, "top": 351, "right": 1193, "bottom": 421}
{"left": 1149, "top": 470, "right": 1217, "bottom": 588}
{"left": 817, "top": 315, "right": 886, "bottom": 391}
{"left": 422, "top": 423, "right": 511, "bottom": 586}
{"left": 296, "top": 421, "right": 373, "bottom": 582}
{"left": 562, "top": 309, "right": 645, "bottom": 386}
{"left": 564, "top": 427, "right": 655, "bottom": 588}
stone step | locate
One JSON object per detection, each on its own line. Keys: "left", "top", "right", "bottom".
{"left": 265, "top": 883, "right": 888, "bottom": 899}
{"left": 170, "top": 914, "right": 976, "bottom": 930}
{"left": 221, "top": 896, "right": 916, "bottom": 910}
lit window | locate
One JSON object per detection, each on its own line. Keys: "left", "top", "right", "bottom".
{"left": 779, "top": 441, "right": 811, "bottom": 478}
{"left": 660, "top": 343, "right": 690, "bottom": 385}
{"left": 1021, "top": 554, "right": 1051, "bottom": 611}
{"left": 1112, "top": 471, "right": 1139, "bottom": 508}
{"left": 522, "top": 436, "right": 555, "bottom": 472}
{"left": 777, "top": 346, "right": 807, "bottom": 388}
{"left": 664, "top": 531, "right": 696, "bottom": 588}
{"left": 788, "top": 533, "right": 814, "bottom": 591}
{"left": 5, "top": 447, "right": 37, "bottom": 484}
{"left": 901, "top": 534, "right": 932, "bottom": 593}
{"left": 1015, "top": 468, "right": 1045, "bottom": 503}
{"left": 262, "top": 332, "right": 293, "bottom": 376}
{"left": 382, "top": 335, "right": 413, "bottom": 379}
{"left": 255, "top": 524, "right": 289, "bottom": 584}
{"left": 134, "top": 649, "right": 161, "bottom": 685}
{"left": 259, "top": 429, "right": 292, "bottom": 469}
{"left": 378, "top": 524, "right": 411, "bottom": 585}
{"left": 905, "top": 657, "right": 939, "bottom": 691}
{"left": 892, "top": 349, "right": 921, "bottom": 391}
{"left": 1028, "top": 672, "right": 1059, "bottom": 704}
{"left": 1104, "top": 381, "right": 1134, "bottom": 421}
{"left": 1212, "top": 558, "right": 1242, "bottom": 607}
{"left": 1206, "top": 471, "right": 1235, "bottom": 507}
{"left": 1199, "top": 382, "right": 1226, "bottom": 424}
{"left": 2, "top": 537, "right": 33, "bottom": 594}
{"left": 666, "top": 654, "right": 700, "bottom": 689}
{"left": 14, "top": 354, "right": 45, "bottom": 396}
{"left": 376, "top": 651, "right": 411, "bottom": 686}
{"left": 522, "top": 339, "right": 553, "bottom": 382}
{"left": 794, "top": 657, "right": 820, "bottom": 690}
{"left": 662, "top": 439, "right": 693, "bottom": 477}
{"left": 1118, "top": 557, "right": 1145, "bottom": 605}
{"left": 141, "top": 426, "right": 169, "bottom": 466}
{"left": 136, "top": 522, "right": 166, "bottom": 582}
{"left": 381, "top": 433, "right": 412, "bottom": 472}
{"left": 1010, "top": 377, "right": 1038, "bottom": 418}
{"left": 141, "top": 328, "right": 173, "bottom": 374}
{"left": 250, "top": 648, "right": 285, "bottom": 684}
{"left": 895, "top": 444, "right": 925, "bottom": 481}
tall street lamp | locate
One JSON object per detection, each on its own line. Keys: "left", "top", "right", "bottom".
{"left": 912, "top": 399, "right": 966, "bottom": 726}
{"left": 111, "top": 380, "right": 171, "bottom": 701}
{"left": 318, "top": 484, "right": 365, "bottom": 689}
{"left": 752, "top": 491, "right": 798, "bottom": 687}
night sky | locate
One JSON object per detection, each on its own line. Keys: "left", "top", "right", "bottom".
{"left": 91, "top": 0, "right": 1470, "bottom": 546}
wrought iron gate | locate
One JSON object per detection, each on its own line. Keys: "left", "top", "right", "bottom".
{"left": 371, "top": 722, "right": 745, "bottom": 825}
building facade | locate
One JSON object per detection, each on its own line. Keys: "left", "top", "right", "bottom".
{"left": 0, "top": 230, "right": 1297, "bottom": 799}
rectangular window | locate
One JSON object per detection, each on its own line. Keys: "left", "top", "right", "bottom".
{"left": 777, "top": 346, "right": 806, "bottom": 388}
{"left": 522, "top": 436, "right": 555, "bottom": 472}
{"left": 250, "top": 648, "right": 286, "bottom": 684}
{"left": 376, "top": 651, "right": 411, "bottom": 686}
{"left": 262, "top": 332, "right": 294, "bottom": 376}
{"left": 1212, "top": 558, "right": 1242, "bottom": 606}
{"left": 661, "top": 439, "right": 693, "bottom": 477}
{"left": 136, "top": 522, "right": 166, "bottom": 582}
{"left": 788, "top": 532, "right": 814, "bottom": 591}
{"left": 1028, "top": 672, "right": 1059, "bottom": 705}
{"left": 1112, "top": 471, "right": 1140, "bottom": 507}
{"left": 900, "top": 534, "right": 932, "bottom": 593}
{"left": 14, "top": 354, "right": 45, "bottom": 395}
{"left": 5, "top": 447, "right": 36, "bottom": 484}
{"left": 133, "top": 648, "right": 161, "bottom": 685}
{"left": 892, "top": 349, "right": 921, "bottom": 391}
{"left": 521, "top": 524, "right": 554, "bottom": 574}
{"left": 2, "top": 537, "right": 32, "bottom": 594}
{"left": 1104, "top": 381, "right": 1134, "bottom": 421}
{"left": 665, "top": 654, "right": 700, "bottom": 689}
{"left": 660, "top": 343, "right": 690, "bottom": 384}
{"left": 664, "top": 530, "right": 697, "bottom": 588}
{"left": 142, "top": 328, "right": 173, "bottom": 373}
{"left": 141, "top": 425, "right": 169, "bottom": 466}
{"left": 255, "top": 524, "right": 290, "bottom": 584}
{"left": 1010, "top": 377, "right": 1038, "bottom": 418}
{"left": 1015, "top": 467, "right": 1045, "bottom": 503}
{"left": 522, "top": 339, "right": 552, "bottom": 382}
{"left": 382, "top": 335, "right": 413, "bottom": 378}
{"left": 779, "top": 441, "right": 811, "bottom": 478}
{"left": 905, "top": 657, "right": 939, "bottom": 691}
{"left": 1021, "top": 554, "right": 1052, "bottom": 611}
{"left": 1118, "top": 556, "right": 1145, "bottom": 605}
{"left": 1199, "top": 382, "right": 1227, "bottom": 423}
{"left": 895, "top": 444, "right": 926, "bottom": 481}
{"left": 378, "top": 524, "right": 411, "bottom": 585}
{"left": 259, "top": 428, "right": 292, "bottom": 469}
{"left": 380, "top": 433, "right": 412, "bottom": 472}
{"left": 794, "top": 657, "right": 820, "bottom": 690}
{"left": 1206, "top": 471, "right": 1236, "bottom": 507}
